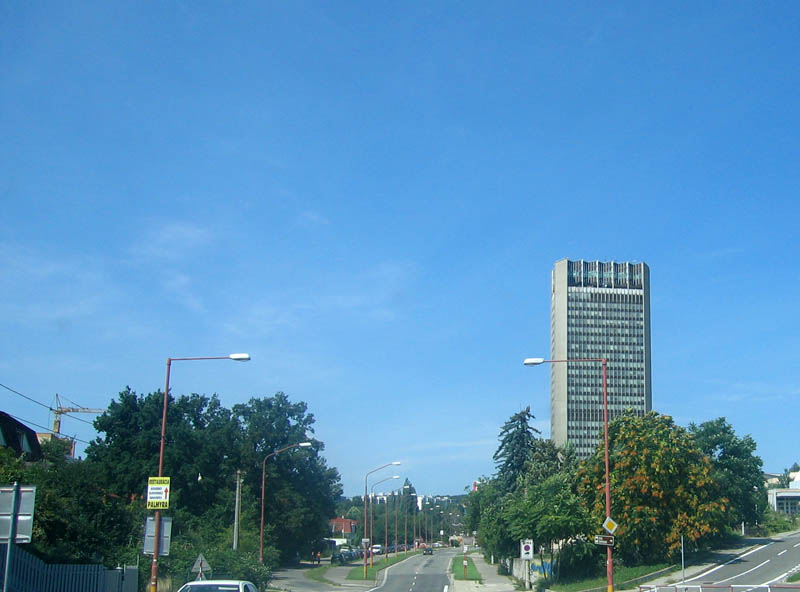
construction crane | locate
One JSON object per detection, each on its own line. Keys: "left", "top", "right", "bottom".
{"left": 52, "top": 393, "right": 103, "bottom": 435}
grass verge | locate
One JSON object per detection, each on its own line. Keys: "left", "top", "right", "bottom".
{"left": 452, "top": 555, "right": 482, "bottom": 582}
{"left": 346, "top": 552, "right": 420, "bottom": 581}
{"left": 548, "top": 563, "right": 673, "bottom": 592}
{"left": 788, "top": 571, "right": 800, "bottom": 583}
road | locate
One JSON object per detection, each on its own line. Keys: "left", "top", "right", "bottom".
{"left": 379, "top": 549, "right": 456, "bottom": 592}
{"left": 683, "top": 532, "right": 800, "bottom": 589}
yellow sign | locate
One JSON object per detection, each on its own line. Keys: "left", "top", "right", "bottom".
{"left": 147, "top": 477, "right": 171, "bottom": 510}
{"left": 602, "top": 516, "right": 618, "bottom": 534}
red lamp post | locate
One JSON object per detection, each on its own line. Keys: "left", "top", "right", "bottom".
{"left": 524, "top": 356, "right": 613, "bottom": 592}
{"left": 149, "top": 353, "right": 250, "bottom": 592}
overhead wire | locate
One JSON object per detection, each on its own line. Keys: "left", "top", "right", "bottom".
{"left": 0, "top": 381, "right": 99, "bottom": 427}
{"left": 4, "top": 412, "right": 91, "bottom": 446}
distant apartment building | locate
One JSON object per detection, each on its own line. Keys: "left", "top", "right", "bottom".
{"left": 550, "top": 259, "right": 652, "bottom": 458}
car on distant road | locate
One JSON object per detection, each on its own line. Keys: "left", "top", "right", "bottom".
{"left": 176, "top": 581, "right": 257, "bottom": 592}
{"left": 423, "top": 547, "right": 433, "bottom": 555}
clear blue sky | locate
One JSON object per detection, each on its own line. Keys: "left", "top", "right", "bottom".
{"left": 2, "top": 3, "right": 798, "bottom": 497}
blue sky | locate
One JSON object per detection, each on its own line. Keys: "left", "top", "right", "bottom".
{"left": 2, "top": 2, "right": 799, "bottom": 497}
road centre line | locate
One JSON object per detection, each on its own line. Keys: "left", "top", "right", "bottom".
{"left": 714, "top": 559, "right": 770, "bottom": 584}
{"left": 779, "top": 550, "right": 787, "bottom": 556}
{"left": 685, "top": 544, "right": 772, "bottom": 582}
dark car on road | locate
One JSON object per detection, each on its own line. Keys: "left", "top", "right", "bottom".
{"left": 423, "top": 547, "right": 433, "bottom": 555}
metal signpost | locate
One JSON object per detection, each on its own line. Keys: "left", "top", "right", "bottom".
{"left": 521, "top": 539, "right": 534, "bottom": 589}
{"left": 1, "top": 483, "right": 37, "bottom": 592}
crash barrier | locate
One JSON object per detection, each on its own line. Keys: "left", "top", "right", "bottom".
{"left": 0, "top": 544, "right": 137, "bottom": 592}
{"left": 640, "top": 585, "right": 800, "bottom": 592}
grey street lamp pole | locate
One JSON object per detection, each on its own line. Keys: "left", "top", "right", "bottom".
{"left": 363, "top": 462, "right": 400, "bottom": 579}
{"left": 524, "top": 356, "right": 612, "bottom": 592}
{"left": 149, "top": 353, "right": 250, "bottom": 592}
{"left": 260, "top": 441, "right": 313, "bottom": 562}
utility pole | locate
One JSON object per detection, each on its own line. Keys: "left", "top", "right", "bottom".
{"left": 233, "top": 470, "right": 242, "bottom": 551}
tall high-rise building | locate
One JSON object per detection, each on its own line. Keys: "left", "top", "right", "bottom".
{"left": 550, "top": 259, "right": 651, "bottom": 458}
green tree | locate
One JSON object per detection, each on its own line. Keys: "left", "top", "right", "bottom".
{"left": 531, "top": 473, "right": 597, "bottom": 581}
{"left": 466, "top": 479, "right": 516, "bottom": 560}
{"left": 0, "top": 445, "right": 138, "bottom": 567}
{"left": 688, "top": 418, "right": 766, "bottom": 527}
{"left": 86, "top": 388, "right": 342, "bottom": 571}
{"left": 493, "top": 407, "right": 540, "bottom": 493}
{"left": 578, "top": 411, "right": 732, "bottom": 564}
{"left": 233, "top": 393, "right": 342, "bottom": 562}
{"left": 519, "top": 438, "right": 577, "bottom": 490}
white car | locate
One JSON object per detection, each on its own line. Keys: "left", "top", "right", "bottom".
{"left": 176, "top": 581, "right": 258, "bottom": 592}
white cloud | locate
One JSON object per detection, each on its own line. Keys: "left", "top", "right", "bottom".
{"left": 222, "top": 259, "right": 418, "bottom": 337}
{"left": 294, "top": 210, "right": 329, "bottom": 229}
{"left": 162, "top": 272, "right": 205, "bottom": 313}
{"left": 128, "top": 221, "right": 212, "bottom": 263}
{"left": 0, "top": 242, "right": 106, "bottom": 325}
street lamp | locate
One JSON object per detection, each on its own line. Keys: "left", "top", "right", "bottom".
{"left": 409, "top": 492, "right": 418, "bottom": 549}
{"left": 149, "top": 353, "right": 250, "bottom": 592}
{"left": 370, "top": 476, "right": 399, "bottom": 566}
{"left": 259, "top": 441, "right": 313, "bottom": 562}
{"left": 402, "top": 485, "right": 410, "bottom": 555}
{"left": 363, "top": 462, "right": 400, "bottom": 578}
{"left": 524, "top": 356, "right": 613, "bottom": 592}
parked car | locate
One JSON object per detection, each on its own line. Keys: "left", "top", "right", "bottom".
{"left": 177, "top": 581, "right": 258, "bottom": 592}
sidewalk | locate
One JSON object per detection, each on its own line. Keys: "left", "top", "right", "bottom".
{"left": 451, "top": 554, "right": 517, "bottom": 592}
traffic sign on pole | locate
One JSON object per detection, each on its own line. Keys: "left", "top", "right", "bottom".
{"left": 594, "top": 534, "right": 615, "bottom": 547}
{"left": 602, "top": 516, "right": 618, "bottom": 534}
{"left": 147, "top": 477, "right": 170, "bottom": 510}
{"left": 520, "top": 539, "right": 534, "bottom": 560}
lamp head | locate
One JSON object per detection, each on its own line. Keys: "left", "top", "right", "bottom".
{"left": 391, "top": 461, "right": 401, "bottom": 465}
{"left": 523, "top": 357, "right": 545, "bottom": 366}
{"left": 229, "top": 353, "right": 251, "bottom": 361}
{"left": 298, "top": 442, "right": 313, "bottom": 447}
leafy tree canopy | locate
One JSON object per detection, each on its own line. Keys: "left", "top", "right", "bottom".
{"left": 578, "top": 411, "right": 732, "bottom": 564}
{"left": 688, "top": 417, "right": 765, "bottom": 526}
{"left": 86, "top": 388, "right": 341, "bottom": 569}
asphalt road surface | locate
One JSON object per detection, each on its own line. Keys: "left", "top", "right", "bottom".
{"left": 379, "top": 549, "right": 456, "bottom": 592}
{"left": 683, "top": 532, "right": 800, "bottom": 588}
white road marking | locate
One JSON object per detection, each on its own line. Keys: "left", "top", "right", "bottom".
{"left": 443, "top": 586, "right": 449, "bottom": 592}
{"left": 714, "top": 559, "right": 770, "bottom": 583}
{"left": 795, "top": 542, "right": 800, "bottom": 548}
{"left": 779, "top": 550, "right": 787, "bottom": 556}
{"left": 684, "top": 543, "right": 772, "bottom": 582}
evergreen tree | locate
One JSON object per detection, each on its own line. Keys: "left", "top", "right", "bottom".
{"left": 493, "top": 406, "right": 540, "bottom": 493}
